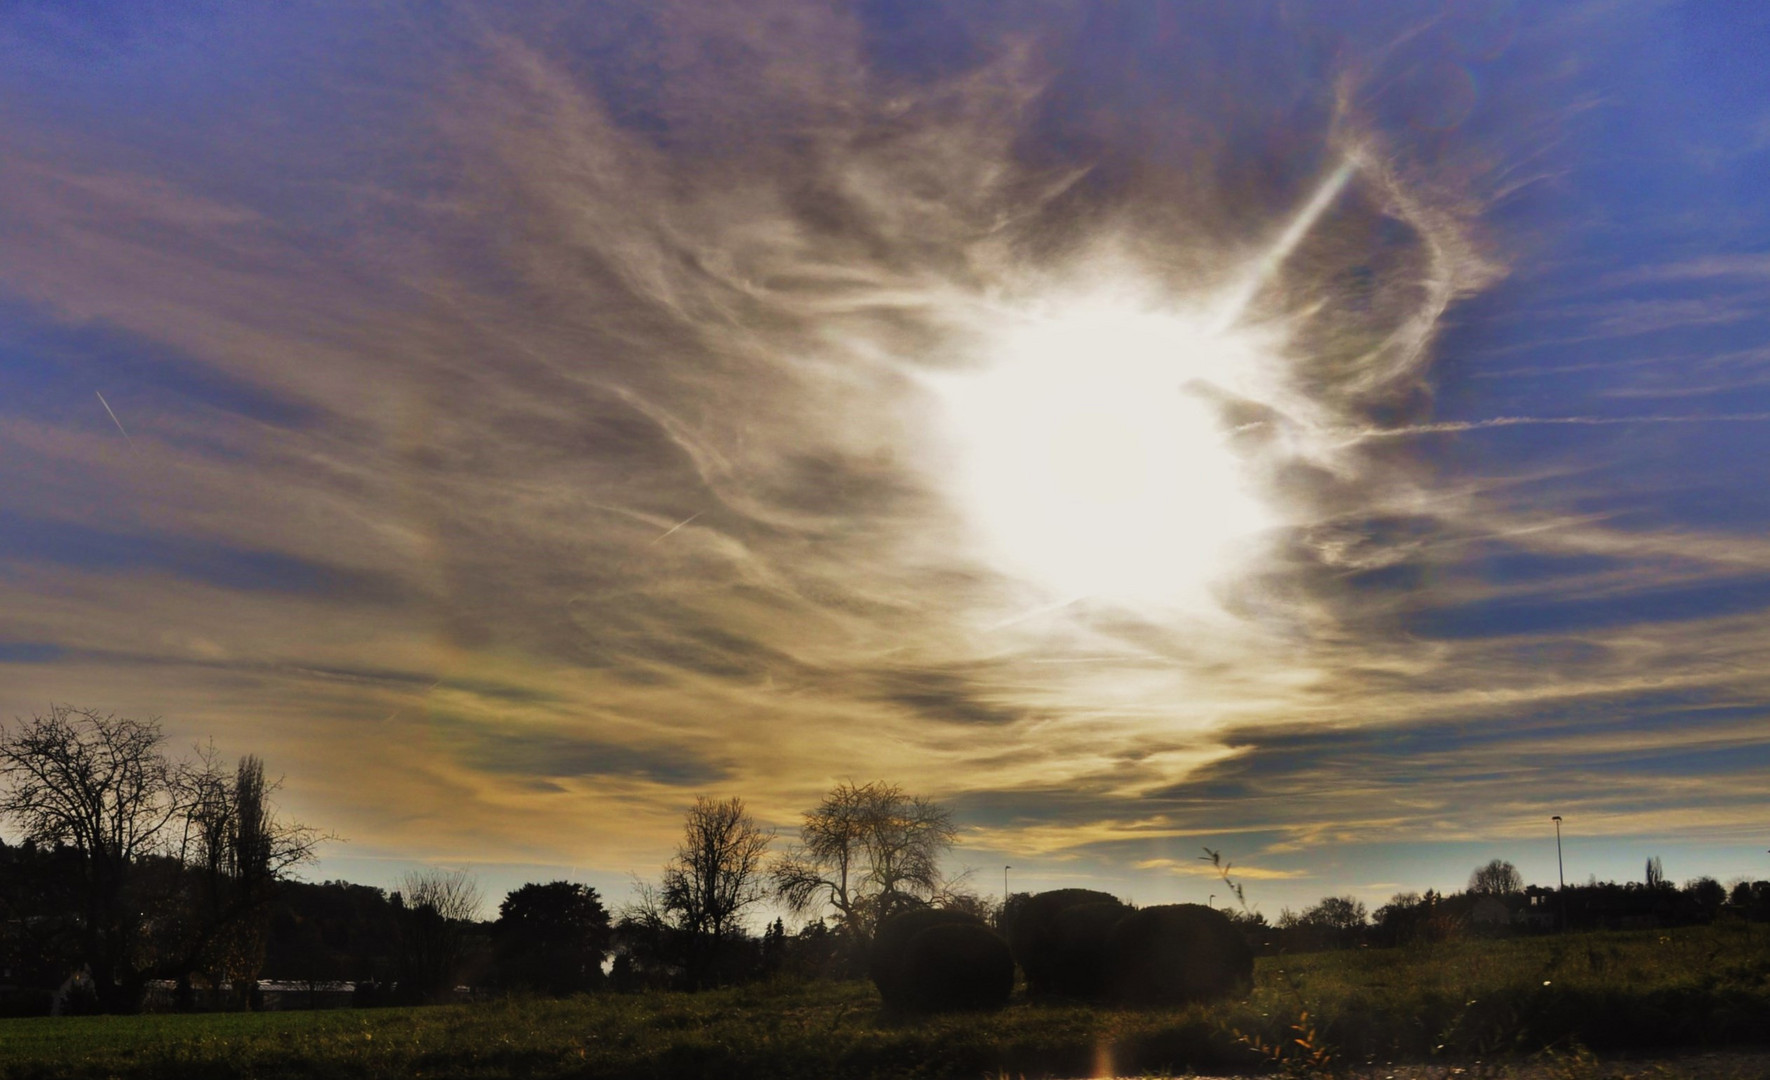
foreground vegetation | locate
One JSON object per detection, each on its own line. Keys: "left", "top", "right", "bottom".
{"left": 2, "top": 922, "right": 1768, "bottom": 1079}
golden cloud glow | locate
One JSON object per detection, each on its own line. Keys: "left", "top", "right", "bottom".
{"left": 3, "top": 2, "right": 1768, "bottom": 911}
{"left": 1134, "top": 858, "right": 1310, "bottom": 881}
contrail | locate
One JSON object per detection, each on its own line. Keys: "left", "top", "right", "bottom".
{"left": 94, "top": 391, "right": 135, "bottom": 450}
{"left": 983, "top": 594, "right": 1088, "bottom": 632}
{"left": 1214, "top": 156, "right": 1359, "bottom": 331}
{"left": 651, "top": 512, "right": 701, "bottom": 544}
{"left": 1342, "top": 412, "right": 1770, "bottom": 445}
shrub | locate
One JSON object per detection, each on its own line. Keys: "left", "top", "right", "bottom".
{"left": 870, "top": 907, "right": 977, "bottom": 1006}
{"left": 903, "top": 922, "right": 1015, "bottom": 1012}
{"left": 1007, "top": 888, "right": 1126, "bottom": 996}
{"left": 870, "top": 908, "right": 1013, "bottom": 1012}
{"left": 1105, "top": 903, "right": 1254, "bottom": 1006}
{"left": 1043, "top": 900, "right": 1131, "bottom": 1000}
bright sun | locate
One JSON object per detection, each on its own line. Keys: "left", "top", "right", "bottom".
{"left": 930, "top": 293, "right": 1279, "bottom": 610}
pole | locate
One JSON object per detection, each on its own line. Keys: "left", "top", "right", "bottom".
{"left": 1552, "top": 816, "right": 1565, "bottom": 930}
{"left": 1003, "top": 866, "right": 1012, "bottom": 907}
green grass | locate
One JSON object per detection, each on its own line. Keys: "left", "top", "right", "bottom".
{"left": 2, "top": 923, "right": 1767, "bottom": 1079}
{"left": 1249, "top": 919, "right": 1770, "bottom": 1068}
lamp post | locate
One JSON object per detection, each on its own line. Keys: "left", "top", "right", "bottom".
{"left": 1003, "top": 865, "right": 1012, "bottom": 907}
{"left": 1209, "top": 894, "right": 1216, "bottom": 909}
{"left": 1552, "top": 815, "right": 1565, "bottom": 930}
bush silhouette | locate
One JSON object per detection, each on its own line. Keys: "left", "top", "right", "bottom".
{"left": 1043, "top": 900, "right": 1131, "bottom": 999}
{"left": 1007, "top": 888, "right": 1125, "bottom": 996}
{"left": 870, "top": 908, "right": 1012, "bottom": 1012}
{"left": 905, "top": 922, "right": 1014, "bottom": 1012}
{"left": 1104, "top": 903, "right": 1253, "bottom": 1006}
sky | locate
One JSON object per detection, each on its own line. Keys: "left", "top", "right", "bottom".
{"left": 3, "top": 1, "right": 1770, "bottom": 921}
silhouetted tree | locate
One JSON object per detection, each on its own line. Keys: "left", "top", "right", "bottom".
{"left": 168, "top": 751, "right": 318, "bottom": 1008}
{"left": 760, "top": 917, "right": 787, "bottom": 975}
{"left": 0, "top": 708, "right": 319, "bottom": 1012}
{"left": 771, "top": 781, "right": 957, "bottom": 950}
{"left": 1469, "top": 858, "right": 1524, "bottom": 896}
{"left": 1292, "top": 894, "right": 1368, "bottom": 948}
{"left": 394, "top": 869, "right": 481, "bottom": 1003}
{"left": 1681, "top": 876, "right": 1726, "bottom": 922}
{"left": 1646, "top": 856, "right": 1666, "bottom": 889}
{"left": 1728, "top": 879, "right": 1770, "bottom": 920}
{"left": 1303, "top": 895, "right": 1369, "bottom": 931}
{"left": 0, "top": 837, "right": 82, "bottom": 1015}
{"left": 0, "top": 706, "right": 188, "bottom": 1011}
{"left": 661, "top": 796, "right": 771, "bottom": 988}
{"left": 260, "top": 878, "right": 400, "bottom": 994}
{"left": 774, "top": 918, "right": 847, "bottom": 980}
{"left": 1372, "top": 891, "right": 1428, "bottom": 947}
{"left": 493, "top": 881, "right": 610, "bottom": 996}
{"left": 611, "top": 880, "right": 681, "bottom": 989}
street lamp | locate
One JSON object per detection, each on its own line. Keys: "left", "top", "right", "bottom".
{"left": 1003, "top": 865, "right": 1012, "bottom": 907}
{"left": 1209, "top": 894, "right": 1216, "bottom": 909}
{"left": 1552, "top": 815, "right": 1565, "bottom": 931}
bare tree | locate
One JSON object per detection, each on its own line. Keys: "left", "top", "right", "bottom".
{"left": 0, "top": 707, "right": 320, "bottom": 1012}
{"left": 0, "top": 706, "right": 191, "bottom": 1011}
{"left": 772, "top": 780, "right": 957, "bottom": 944}
{"left": 172, "top": 752, "right": 320, "bottom": 1007}
{"left": 395, "top": 868, "right": 483, "bottom": 1003}
{"left": 661, "top": 796, "right": 771, "bottom": 987}
{"left": 1646, "top": 855, "right": 1666, "bottom": 889}
{"left": 401, "top": 868, "right": 483, "bottom": 922}
{"left": 1468, "top": 858, "right": 1524, "bottom": 896}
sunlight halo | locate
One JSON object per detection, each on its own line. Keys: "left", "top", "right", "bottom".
{"left": 928, "top": 292, "right": 1281, "bottom": 611}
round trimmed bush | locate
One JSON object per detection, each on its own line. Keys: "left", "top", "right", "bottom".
{"left": 1007, "top": 888, "right": 1127, "bottom": 997}
{"left": 870, "top": 908, "right": 1012, "bottom": 1012}
{"left": 1104, "top": 903, "right": 1254, "bottom": 1006}
{"left": 1044, "top": 900, "right": 1131, "bottom": 1000}
{"left": 901, "top": 921, "right": 1015, "bottom": 1012}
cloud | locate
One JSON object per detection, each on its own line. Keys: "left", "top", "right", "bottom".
{"left": 1598, "top": 255, "right": 1770, "bottom": 287}
{"left": 867, "top": 665, "right": 1030, "bottom": 727}
{"left": 1134, "top": 858, "right": 1309, "bottom": 881}
{"left": 1, "top": 1, "right": 1767, "bottom": 899}
{"left": 430, "top": 715, "right": 729, "bottom": 786}
{"left": 0, "top": 511, "right": 412, "bottom": 602}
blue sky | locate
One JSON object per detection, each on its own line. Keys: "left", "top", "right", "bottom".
{"left": 2, "top": 1, "right": 1769, "bottom": 918}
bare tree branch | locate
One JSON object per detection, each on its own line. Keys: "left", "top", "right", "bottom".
{"left": 770, "top": 780, "right": 957, "bottom": 943}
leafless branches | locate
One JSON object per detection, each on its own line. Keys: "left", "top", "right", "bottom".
{"left": 0, "top": 704, "right": 186, "bottom": 869}
{"left": 772, "top": 780, "right": 957, "bottom": 941}
{"left": 663, "top": 795, "right": 772, "bottom": 942}
{"left": 394, "top": 868, "right": 483, "bottom": 1003}
{"left": 0, "top": 704, "right": 323, "bottom": 1011}
{"left": 400, "top": 868, "right": 484, "bottom": 923}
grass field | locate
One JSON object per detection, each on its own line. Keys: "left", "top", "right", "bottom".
{"left": 2, "top": 922, "right": 1768, "bottom": 1079}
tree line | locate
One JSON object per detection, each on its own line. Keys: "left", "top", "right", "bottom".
{"left": 1213, "top": 857, "right": 1770, "bottom": 954}
{"left": 0, "top": 706, "right": 977, "bottom": 1012}
{"left": 8, "top": 706, "right": 1769, "bottom": 1015}
{"left": 614, "top": 781, "right": 977, "bottom": 991}
{"left": 0, "top": 705, "right": 317, "bottom": 1013}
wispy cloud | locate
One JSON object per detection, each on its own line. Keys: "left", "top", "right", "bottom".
{"left": 1, "top": 1, "right": 1767, "bottom": 901}
{"left": 1344, "top": 412, "right": 1770, "bottom": 441}
{"left": 1135, "top": 858, "right": 1309, "bottom": 881}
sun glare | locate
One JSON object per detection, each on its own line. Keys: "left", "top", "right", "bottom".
{"left": 930, "top": 293, "right": 1280, "bottom": 610}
